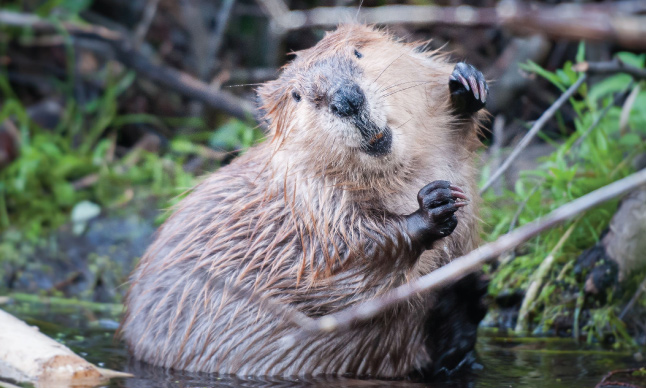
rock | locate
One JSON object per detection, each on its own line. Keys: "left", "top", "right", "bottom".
{"left": 2, "top": 201, "right": 157, "bottom": 303}
{"left": 602, "top": 186, "right": 646, "bottom": 281}
{"left": 575, "top": 184, "right": 646, "bottom": 296}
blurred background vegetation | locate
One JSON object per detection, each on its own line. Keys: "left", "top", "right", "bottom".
{"left": 1, "top": 0, "right": 645, "bottom": 354}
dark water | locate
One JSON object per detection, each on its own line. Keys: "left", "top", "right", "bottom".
{"left": 2, "top": 299, "right": 644, "bottom": 388}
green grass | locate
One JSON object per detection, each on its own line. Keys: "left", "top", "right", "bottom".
{"left": 481, "top": 46, "right": 646, "bottom": 346}
{"left": 0, "top": 0, "right": 261, "bottom": 247}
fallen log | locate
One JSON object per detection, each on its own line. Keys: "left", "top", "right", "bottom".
{"left": 0, "top": 309, "right": 131, "bottom": 388}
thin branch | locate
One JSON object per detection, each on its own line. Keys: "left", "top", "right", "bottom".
{"left": 133, "top": 0, "right": 161, "bottom": 50}
{"left": 488, "top": 115, "right": 506, "bottom": 196}
{"left": 508, "top": 182, "right": 542, "bottom": 234}
{"left": 575, "top": 60, "right": 646, "bottom": 81}
{"left": 496, "top": 180, "right": 543, "bottom": 266}
{"left": 297, "top": 167, "right": 646, "bottom": 335}
{"left": 211, "top": 0, "right": 237, "bottom": 59}
{"left": 619, "top": 83, "right": 641, "bottom": 135}
{"left": 0, "top": 11, "right": 256, "bottom": 121}
{"left": 595, "top": 368, "right": 644, "bottom": 388}
{"left": 572, "top": 82, "right": 635, "bottom": 149}
{"left": 480, "top": 75, "right": 587, "bottom": 195}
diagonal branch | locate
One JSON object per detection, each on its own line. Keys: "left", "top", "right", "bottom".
{"left": 479, "top": 74, "right": 587, "bottom": 195}
{"left": 297, "top": 167, "right": 646, "bottom": 335}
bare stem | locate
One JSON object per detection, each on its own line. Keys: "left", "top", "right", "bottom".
{"left": 575, "top": 60, "right": 646, "bottom": 81}
{"left": 300, "top": 167, "right": 646, "bottom": 335}
{"left": 480, "top": 75, "right": 587, "bottom": 195}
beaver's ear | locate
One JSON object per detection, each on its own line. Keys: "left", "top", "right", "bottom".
{"left": 257, "top": 79, "right": 288, "bottom": 129}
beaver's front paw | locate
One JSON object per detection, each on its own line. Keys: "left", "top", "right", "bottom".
{"left": 406, "top": 180, "right": 468, "bottom": 248}
{"left": 449, "top": 62, "right": 488, "bottom": 116}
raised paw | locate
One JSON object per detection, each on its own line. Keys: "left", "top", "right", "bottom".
{"left": 405, "top": 180, "right": 469, "bottom": 249}
{"left": 417, "top": 180, "right": 468, "bottom": 238}
{"left": 449, "top": 62, "right": 488, "bottom": 116}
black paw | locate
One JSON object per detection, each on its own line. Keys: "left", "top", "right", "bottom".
{"left": 422, "top": 272, "right": 489, "bottom": 378}
{"left": 416, "top": 180, "right": 468, "bottom": 242}
{"left": 449, "top": 62, "right": 488, "bottom": 116}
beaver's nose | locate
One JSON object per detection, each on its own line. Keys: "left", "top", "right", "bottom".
{"left": 330, "top": 83, "right": 365, "bottom": 118}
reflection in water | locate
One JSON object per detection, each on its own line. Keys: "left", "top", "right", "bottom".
{"left": 1, "top": 302, "right": 641, "bottom": 388}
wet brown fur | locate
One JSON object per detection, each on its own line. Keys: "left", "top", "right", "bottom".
{"left": 120, "top": 24, "right": 485, "bottom": 377}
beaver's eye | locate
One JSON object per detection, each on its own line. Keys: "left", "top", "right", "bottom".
{"left": 354, "top": 49, "right": 363, "bottom": 59}
{"left": 292, "top": 91, "right": 301, "bottom": 102}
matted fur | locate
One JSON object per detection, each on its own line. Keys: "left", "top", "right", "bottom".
{"left": 120, "top": 24, "right": 484, "bottom": 377}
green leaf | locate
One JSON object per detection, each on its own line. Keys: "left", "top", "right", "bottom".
{"left": 170, "top": 138, "right": 199, "bottom": 154}
{"left": 619, "top": 133, "right": 642, "bottom": 146}
{"left": 588, "top": 74, "right": 631, "bottom": 103}
{"left": 575, "top": 42, "right": 586, "bottom": 64}
{"left": 520, "top": 60, "right": 565, "bottom": 91}
{"left": 616, "top": 52, "right": 646, "bottom": 68}
{"left": 53, "top": 182, "right": 75, "bottom": 206}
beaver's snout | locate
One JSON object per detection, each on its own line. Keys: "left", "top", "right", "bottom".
{"left": 330, "top": 82, "right": 365, "bottom": 118}
{"left": 325, "top": 81, "right": 391, "bottom": 157}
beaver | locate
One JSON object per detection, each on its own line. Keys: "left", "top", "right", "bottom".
{"left": 120, "top": 24, "right": 489, "bottom": 378}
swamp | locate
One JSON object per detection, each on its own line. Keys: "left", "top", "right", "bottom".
{"left": 1, "top": 0, "right": 646, "bottom": 387}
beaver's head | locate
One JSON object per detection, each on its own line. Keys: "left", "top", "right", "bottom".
{"left": 258, "top": 24, "right": 454, "bottom": 175}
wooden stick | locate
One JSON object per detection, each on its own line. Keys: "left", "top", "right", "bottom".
{"left": 575, "top": 60, "right": 646, "bottom": 81}
{"left": 572, "top": 82, "right": 634, "bottom": 149}
{"left": 133, "top": 0, "right": 161, "bottom": 50}
{"left": 299, "top": 167, "right": 646, "bottom": 334}
{"left": 479, "top": 75, "right": 587, "bottom": 195}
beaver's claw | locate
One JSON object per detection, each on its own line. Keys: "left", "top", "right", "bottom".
{"left": 449, "top": 62, "right": 488, "bottom": 116}
{"left": 405, "top": 180, "right": 469, "bottom": 249}
{"left": 417, "top": 180, "right": 467, "bottom": 240}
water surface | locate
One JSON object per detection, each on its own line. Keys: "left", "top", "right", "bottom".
{"left": 2, "top": 298, "right": 642, "bottom": 388}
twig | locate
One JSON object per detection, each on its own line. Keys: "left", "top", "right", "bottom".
{"left": 496, "top": 181, "right": 543, "bottom": 266}
{"left": 488, "top": 115, "right": 506, "bottom": 196}
{"left": 619, "top": 275, "right": 646, "bottom": 320}
{"left": 180, "top": 0, "right": 213, "bottom": 80}
{"left": 211, "top": 0, "right": 237, "bottom": 61}
{"left": 508, "top": 182, "right": 543, "bottom": 234}
{"left": 133, "top": 0, "right": 161, "bottom": 50}
{"left": 0, "top": 11, "right": 256, "bottom": 121}
{"left": 515, "top": 221, "right": 578, "bottom": 332}
{"left": 575, "top": 60, "right": 646, "bottom": 81}
{"left": 255, "top": 0, "right": 290, "bottom": 67}
{"left": 501, "top": 81, "right": 632, "bottom": 266}
{"left": 298, "top": 167, "right": 646, "bottom": 335}
{"left": 480, "top": 75, "right": 587, "bottom": 195}
{"left": 595, "top": 368, "right": 645, "bottom": 388}
{"left": 572, "top": 82, "right": 635, "bottom": 149}
{"left": 619, "top": 83, "right": 641, "bottom": 135}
